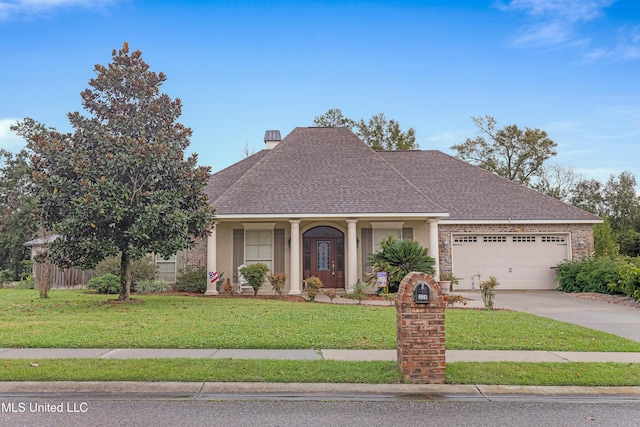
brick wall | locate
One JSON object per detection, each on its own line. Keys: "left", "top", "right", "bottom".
{"left": 185, "top": 236, "right": 207, "bottom": 268}
{"left": 396, "top": 272, "right": 446, "bottom": 384}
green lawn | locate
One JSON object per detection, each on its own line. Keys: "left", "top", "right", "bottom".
{"left": 2, "top": 359, "right": 640, "bottom": 386}
{"left": 1, "top": 289, "right": 639, "bottom": 351}
{"left": 2, "top": 289, "right": 640, "bottom": 386}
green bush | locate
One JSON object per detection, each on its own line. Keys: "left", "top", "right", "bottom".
{"left": 239, "top": 263, "right": 270, "bottom": 296}
{"left": 95, "top": 255, "right": 157, "bottom": 290}
{"left": 174, "top": 265, "right": 207, "bottom": 293}
{"left": 88, "top": 273, "right": 121, "bottom": 294}
{"left": 367, "top": 237, "right": 435, "bottom": 292}
{"left": 608, "top": 258, "right": 640, "bottom": 301}
{"left": 344, "top": 281, "right": 367, "bottom": 304}
{"left": 15, "top": 274, "right": 35, "bottom": 289}
{"left": 480, "top": 276, "right": 499, "bottom": 310}
{"left": 135, "top": 279, "right": 170, "bottom": 294}
{"left": 556, "top": 256, "right": 620, "bottom": 294}
{"left": 0, "top": 269, "right": 13, "bottom": 288}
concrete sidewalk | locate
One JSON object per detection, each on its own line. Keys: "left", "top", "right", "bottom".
{"left": 2, "top": 347, "right": 640, "bottom": 363}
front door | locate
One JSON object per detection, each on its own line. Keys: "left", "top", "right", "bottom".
{"left": 303, "top": 227, "right": 344, "bottom": 289}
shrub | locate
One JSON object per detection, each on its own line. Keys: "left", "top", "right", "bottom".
{"left": 95, "top": 255, "right": 157, "bottom": 290}
{"left": 239, "top": 263, "right": 270, "bottom": 296}
{"left": 444, "top": 294, "right": 467, "bottom": 307}
{"left": 480, "top": 276, "right": 499, "bottom": 310}
{"left": 0, "top": 269, "right": 13, "bottom": 287}
{"left": 368, "top": 237, "right": 435, "bottom": 292}
{"left": 268, "top": 273, "right": 287, "bottom": 298}
{"left": 608, "top": 259, "right": 640, "bottom": 301}
{"left": 174, "top": 265, "right": 207, "bottom": 293}
{"left": 305, "top": 276, "right": 323, "bottom": 301}
{"left": 135, "top": 279, "right": 170, "bottom": 294}
{"left": 344, "top": 281, "right": 367, "bottom": 304}
{"left": 556, "top": 256, "right": 620, "bottom": 294}
{"left": 323, "top": 288, "right": 338, "bottom": 303}
{"left": 15, "top": 274, "right": 35, "bottom": 289}
{"left": 88, "top": 273, "right": 120, "bottom": 294}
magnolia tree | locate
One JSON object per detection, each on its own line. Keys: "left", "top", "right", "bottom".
{"left": 12, "top": 43, "right": 215, "bottom": 301}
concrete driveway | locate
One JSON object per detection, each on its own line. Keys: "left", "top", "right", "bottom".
{"left": 490, "top": 290, "right": 640, "bottom": 342}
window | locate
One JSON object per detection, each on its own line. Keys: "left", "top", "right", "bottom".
{"left": 454, "top": 236, "right": 478, "bottom": 244}
{"left": 542, "top": 236, "right": 566, "bottom": 243}
{"left": 483, "top": 236, "right": 506, "bottom": 243}
{"left": 156, "top": 254, "right": 177, "bottom": 282}
{"left": 373, "top": 229, "right": 402, "bottom": 253}
{"left": 513, "top": 236, "right": 536, "bottom": 243}
{"left": 245, "top": 229, "right": 273, "bottom": 270}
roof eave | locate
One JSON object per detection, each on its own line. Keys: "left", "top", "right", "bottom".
{"left": 215, "top": 212, "right": 450, "bottom": 221}
{"left": 440, "top": 219, "right": 603, "bottom": 225}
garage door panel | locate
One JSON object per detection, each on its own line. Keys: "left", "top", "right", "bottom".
{"left": 451, "top": 234, "right": 569, "bottom": 290}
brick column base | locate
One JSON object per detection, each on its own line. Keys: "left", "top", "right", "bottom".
{"left": 396, "top": 272, "right": 446, "bottom": 384}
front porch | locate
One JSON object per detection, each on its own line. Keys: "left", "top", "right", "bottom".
{"left": 204, "top": 217, "right": 443, "bottom": 295}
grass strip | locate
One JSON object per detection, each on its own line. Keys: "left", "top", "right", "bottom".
{"left": 2, "top": 359, "right": 640, "bottom": 386}
{"left": 0, "top": 359, "right": 402, "bottom": 383}
{"left": 446, "top": 362, "right": 640, "bottom": 386}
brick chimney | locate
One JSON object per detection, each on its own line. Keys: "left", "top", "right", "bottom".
{"left": 264, "top": 130, "right": 281, "bottom": 150}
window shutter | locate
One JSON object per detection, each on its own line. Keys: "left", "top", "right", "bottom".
{"left": 233, "top": 229, "right": 244, "bottom": 283}
{"left": 274, "top": 229, "right": 285, "bottom": 274}
{"left": 402, "top": 228, "right": 413, "bottom": 240}
{"left": 361, "top": 228, "right": 373, "bottom": 274}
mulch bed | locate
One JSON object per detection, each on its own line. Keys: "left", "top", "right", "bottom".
{"left": 567, "top": 292, "right": 640, "bottom": 309}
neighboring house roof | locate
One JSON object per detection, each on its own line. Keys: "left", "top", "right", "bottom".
{"left": 379, "top": 150, "right": 601, "bottom": 222}
{"left": 24, "top": 235, "right": 58, "bottom": 247}
{"left": 207, "top": 127, "right": 600, "bottom": 223}
{"left": 208, "top": 127, "right": 447, "bottom": 217}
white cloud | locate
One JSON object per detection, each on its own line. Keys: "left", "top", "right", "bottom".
{"left": 0, "top": 118, "right": 24, "bottom": 152}
{"left": 496, "top": 0, "right": 616, "bottom": 50}
{"left": 0, "top": 0, "right": 120, "bottom": 20}
{"left": 497, "top": 0, "right": 614, "bottom": 22}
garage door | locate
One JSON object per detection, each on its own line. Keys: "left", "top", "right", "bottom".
{"left": 451, "top": 234, "right": 570, "bottom": 290}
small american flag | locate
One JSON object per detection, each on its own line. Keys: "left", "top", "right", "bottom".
{"left": 209, "top": 271, "right": 219, "bottom": 283}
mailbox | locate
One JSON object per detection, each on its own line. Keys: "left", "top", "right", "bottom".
{"left": 413, "top": 281, "right": 431, "bottom": 304}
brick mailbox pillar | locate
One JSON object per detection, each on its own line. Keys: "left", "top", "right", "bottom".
{"left": 396, "top": 271, "right": 446, "bottom": 384}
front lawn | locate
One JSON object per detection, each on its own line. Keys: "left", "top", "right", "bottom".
{"left": 1, "top": 289, "right": 639, "bottom": 352}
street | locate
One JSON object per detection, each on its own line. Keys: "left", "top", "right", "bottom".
{"left": 1, "top": 396, "right": 639, "bottom": 427}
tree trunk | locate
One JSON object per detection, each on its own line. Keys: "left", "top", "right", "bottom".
{"left": 119, "top": 251, "right": 132, "bottom": 301}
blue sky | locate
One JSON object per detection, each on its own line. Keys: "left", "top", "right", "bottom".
{"left": 1, "top": 0, "right": 639, "bottom": 185}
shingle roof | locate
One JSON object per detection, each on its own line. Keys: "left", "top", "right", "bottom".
{"left": 379, "top": 150, "right": 601, "bottom": 222}
{"left": 209, "top": 127, "right": 447, "bottom": 216}
{"left": 207, "top": 127, "right": 600, "bottom": 222}
{"left": 206, "top": 150, "right": 269, "bottom": 203}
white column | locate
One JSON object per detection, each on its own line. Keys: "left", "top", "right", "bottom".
{"left": 289, "top": 220, "right": 301, "bottom": 295}
{"left": 429, "top": 219, "right": 440, "bottom": 279}
{"left": 346, "top": 219, "right": 358, "bottom": 292}
{"left": 205, "top": 223, "right": 219, "bottom": 295}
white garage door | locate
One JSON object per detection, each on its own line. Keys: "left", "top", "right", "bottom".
{"left": 451, "top": 234, "right": 570, "bottom": 290}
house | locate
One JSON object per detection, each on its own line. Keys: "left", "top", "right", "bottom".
{"left": 202, "top": 126, "right": 601, "bottom": 295}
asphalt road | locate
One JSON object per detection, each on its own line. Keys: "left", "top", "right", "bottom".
{"left": 1, "top": 398, "right": 639, "bottom": 427}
